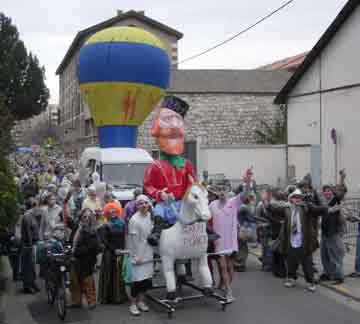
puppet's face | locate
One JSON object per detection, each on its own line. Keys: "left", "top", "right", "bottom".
{"left": 151, "top": 108, "right": 184, "bottom": 155}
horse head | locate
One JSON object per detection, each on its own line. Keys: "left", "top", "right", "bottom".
{"left": 180, "top": 183, "right": 211, "bottom": 225}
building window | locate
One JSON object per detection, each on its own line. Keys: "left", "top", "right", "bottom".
{"left": 85, "top": 118, "right": 94, "bottom": 137}
{"left": 85, "top": 119, "right": 91, "bottom": 137}
{"left": 80, "top": 97, "right": 84, "bottom": 112}
{"left": 75, "top": 93, "right": 81, "bottom": 116}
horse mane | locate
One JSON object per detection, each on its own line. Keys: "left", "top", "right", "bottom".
{"left": 183, "top": 181, "right": 207, "bottom": 200}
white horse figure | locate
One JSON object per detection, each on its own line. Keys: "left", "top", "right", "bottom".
{"left": 159, "top": 182, "right": 213, "bottom": 295}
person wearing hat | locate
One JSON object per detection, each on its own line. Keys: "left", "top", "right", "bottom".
{"left": 143, "top": 95, "right": 196, "bottom": 246}
{"left": 127, "top": 194, "right": 154, "bottom": 316}
{"left": 207, "top": 185, "right": 220, "bottom": 204}
{"left": 46, "top": 182, "right": 57, "bottom": 193}
{"left": 91, "top": 172, "right": 107, "bottom": 205}
{"left": 82, "top": 186, "right": 103, "bottom": 228}
{"left": 123, "top": 188, "right": 143, "bottom": 235}
{"left": 267, "top": 188, "right": 326, "bottom": 292}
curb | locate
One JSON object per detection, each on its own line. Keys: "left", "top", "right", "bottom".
{"left": 320, "top": 279, "right": 360, "bottom": 303}
{"left": 249, "top": 250, "right": 360, "bottom": 303}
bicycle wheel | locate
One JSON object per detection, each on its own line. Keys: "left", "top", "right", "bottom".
{"left": 57, "top": 279, "right": 67, "bottom": 321}
{"left": 45, "top": 278, "right": 55, "bottom": 305}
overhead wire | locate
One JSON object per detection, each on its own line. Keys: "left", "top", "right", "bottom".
{"left": 174, "top": 0, "right": 296, "bottom": 66}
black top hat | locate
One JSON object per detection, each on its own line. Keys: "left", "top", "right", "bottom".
{"left": 162, "top": 95, "right": 189, "bottom": 118}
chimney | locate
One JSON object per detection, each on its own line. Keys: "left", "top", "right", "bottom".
{"left": 117, "top": 10, "right": 123, "bottom": 16}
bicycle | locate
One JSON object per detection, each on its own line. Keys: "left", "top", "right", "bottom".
{"left": 44, "top": 244, "right": 72, "bottom": 321}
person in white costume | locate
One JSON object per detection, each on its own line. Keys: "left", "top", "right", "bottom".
{"left": 128, "top": 194, "right": 154, "bottom": 316}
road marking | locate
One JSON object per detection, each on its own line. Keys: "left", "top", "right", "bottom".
{"left": 332, "top": 284, "right": 351, "bottom": 294}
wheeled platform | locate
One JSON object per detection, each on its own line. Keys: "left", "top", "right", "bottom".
{"left": 145, "top": 279, "right": 230, "bottom": 319}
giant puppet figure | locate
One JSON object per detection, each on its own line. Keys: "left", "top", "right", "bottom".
{"left": 144, "top": 95, "right": 196, "bottom": 244}
{"left": 144, "top": 96, "right": 214, "bottom": 299}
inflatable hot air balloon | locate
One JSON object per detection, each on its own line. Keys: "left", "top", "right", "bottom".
{"left": 77, "top": 26, "right": 170, "bottom": 148}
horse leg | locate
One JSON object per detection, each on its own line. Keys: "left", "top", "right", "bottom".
{"left": 175, "top": 261, "right": 187, "bottom": 293}
{"left": 162, "top": 256, "right": 177, "bottom": 299}
{"left": 198, "top": 255, "right": 213, "bottom": 289}
{"left": 176, "top": 262, "right": 186, "bottom": 277}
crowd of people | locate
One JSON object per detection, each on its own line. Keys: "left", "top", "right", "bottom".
{"left": 205, "top": 167, "right": 360, "bottom": 295}
{"left": 1, "top": 150, "right": 360, "bottom": 316}
{"left": 2, "top": 151, "right": 156, "bottom": 315}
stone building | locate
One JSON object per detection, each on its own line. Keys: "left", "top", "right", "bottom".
{"left": 138, "top": 69, "right": 291, "bottom": 156}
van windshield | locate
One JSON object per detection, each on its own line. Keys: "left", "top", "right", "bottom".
{"left": 102, "top": 163, "right": 149, "bottom": 188}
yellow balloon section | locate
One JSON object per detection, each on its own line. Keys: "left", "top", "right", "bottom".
{"left": 85, "top": 26, "right": 165, "bottom": 49}
{"left": 81, "top": 82, "right": 164, "bottom": 126}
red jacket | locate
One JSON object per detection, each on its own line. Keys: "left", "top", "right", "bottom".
{"left": 143, "top": 159, "right": 196, "bottom": 202}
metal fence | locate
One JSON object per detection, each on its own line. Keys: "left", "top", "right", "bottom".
{"left": 342, "top": 197, "right": 360, "bottom": 248}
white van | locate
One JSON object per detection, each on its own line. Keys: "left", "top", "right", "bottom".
{"left": 79, "top": 147, "right": 153, "bottom": 204}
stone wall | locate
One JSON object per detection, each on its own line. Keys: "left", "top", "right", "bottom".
{"left": 137, "top": 93, "right": 281, "bottom": 151}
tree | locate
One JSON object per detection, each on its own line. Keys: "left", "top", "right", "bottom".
{"left": 254, "top": 105, "right": 287, "bottom": 144}
{"left": 0, "top": 12, "right": 49, "bottom": 120}
{"left": 0, "top": 97, "right": 14, "bottom": 155}
{"left": 0, "top": 13, "right": 49, "bottom": 228}
{"left": 0, "top": 155, "right": 20, "bottom": 228}
{"left": 0, "top": 98, "right": 20, "bottom": 228}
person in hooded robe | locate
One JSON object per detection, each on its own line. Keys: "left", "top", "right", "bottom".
{"left": 91, "top": 172, "right": 107, "bottom": 207}
{"left": 97, "top": 203, "right": 127, "bottom": 304}
{"left": 70, "top": 209, "right": 101, "bottom": 309}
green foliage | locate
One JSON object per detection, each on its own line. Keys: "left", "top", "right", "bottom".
{"left": 0, "top": 12, "right": 49, "bottom": 120}
{"left": 0, "top": 98, "right": 14, "bottom": 156}
{"left": 0, "top": 159, "right": 20, "bottom": 228}
{"left": 0, "top": 99, "right": 20, "bottom": 228}
{"left": 0, "top": 12, "right": 47, "bottom": 227}
{"left": 255, "top": 105, "right": 287, "bottom": 144}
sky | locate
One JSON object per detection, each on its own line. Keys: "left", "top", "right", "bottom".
{"left": 2, "top": 0, "right": 349, "bottom": 104}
